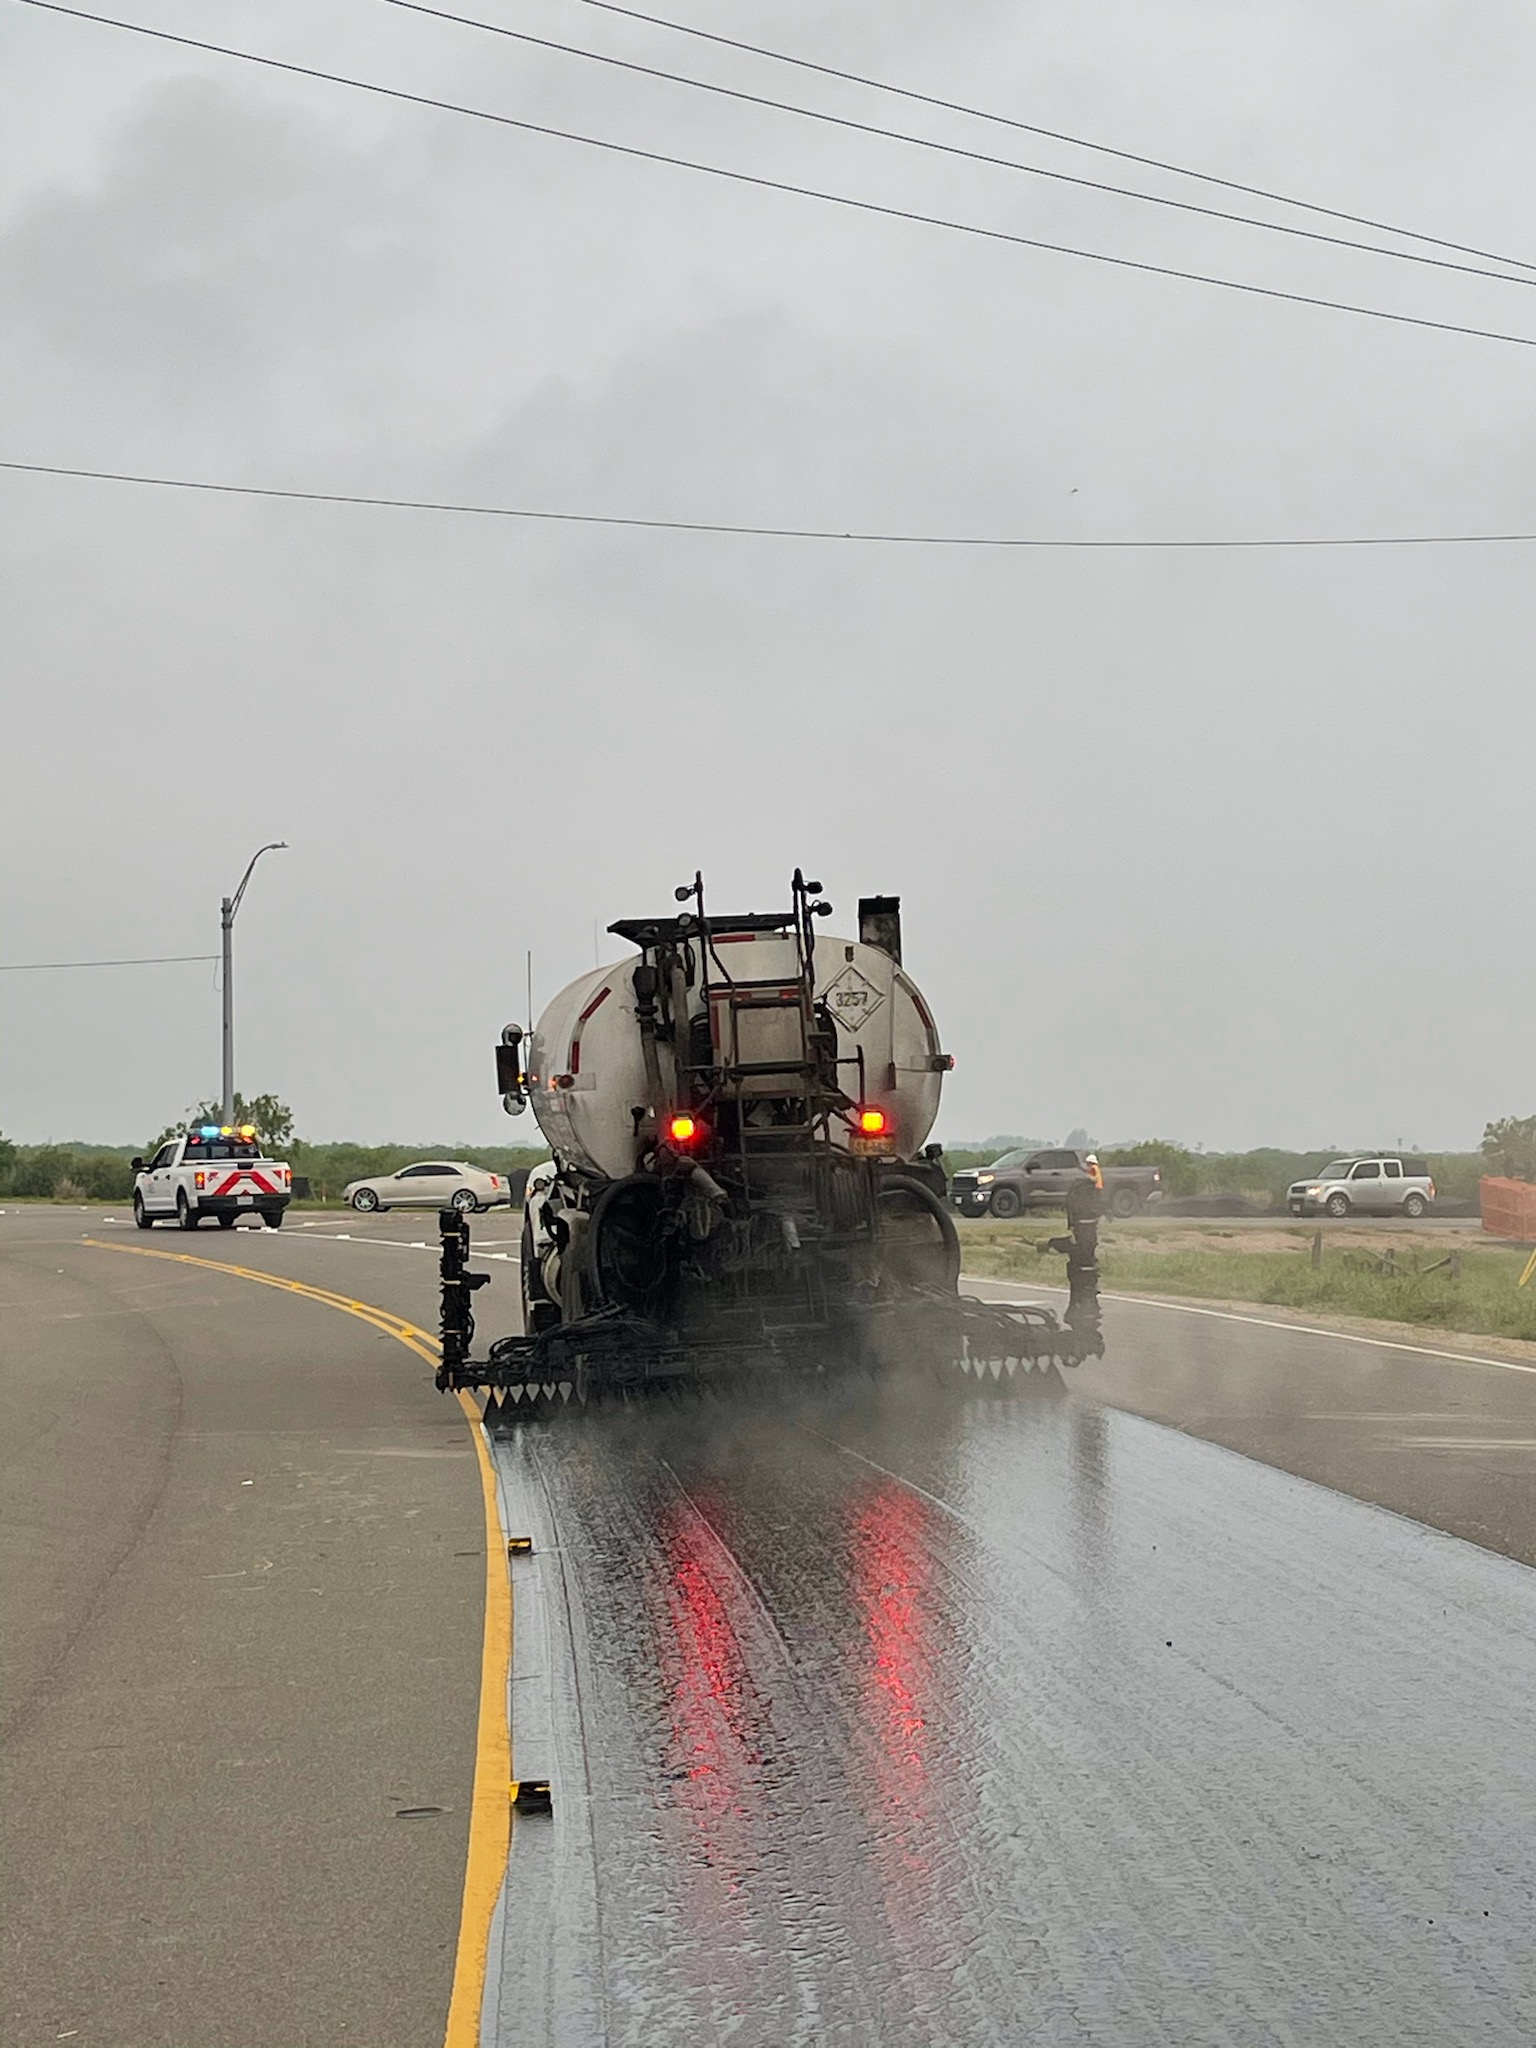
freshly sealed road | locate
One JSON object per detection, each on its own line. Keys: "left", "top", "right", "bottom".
{"left": 4, "top": 1206, "right": 1533, "bottom": 2047}
{"left": 490, "top": 1384, "right": 1535, "bottom": 2048}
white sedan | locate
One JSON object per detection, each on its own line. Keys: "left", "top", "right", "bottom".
{"left": 343, "top": 1161, "right": 510, "bottom": 1213}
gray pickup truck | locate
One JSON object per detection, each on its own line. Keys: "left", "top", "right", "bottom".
{"left": 949, "top": 1146, "right": 1163, "bottom": 1221}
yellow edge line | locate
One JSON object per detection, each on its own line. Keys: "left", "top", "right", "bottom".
{"left": 83, "top": 1238, "right": 511, "bottom": 2048}
{"left": 444, "top": 1383, "right": 512, "bottom": 2047}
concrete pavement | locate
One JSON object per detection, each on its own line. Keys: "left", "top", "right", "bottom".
{"left": 1, "top": 1208, "right": 487, "bottom": 2048}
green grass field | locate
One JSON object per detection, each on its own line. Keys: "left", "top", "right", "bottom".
{"left": 959, "top": 1221, "right": 1536, "bottom": 1344}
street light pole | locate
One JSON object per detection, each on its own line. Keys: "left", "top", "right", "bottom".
{"left": 221, "top": 842, "right": 287, "bottom": 1122}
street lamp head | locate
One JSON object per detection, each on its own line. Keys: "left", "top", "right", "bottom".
{"left": 227, "top": 840, "right": 289, "bottom": 920}
{"left": 221, "top": 839, "right": 289, "bottom": 1121}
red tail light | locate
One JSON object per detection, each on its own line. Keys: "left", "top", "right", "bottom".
{"left": 667, "top": 1113, "right": 700, "bottom": 1144}
{"left": 856, "top": 1107, "right": 888, "bottom": 1136}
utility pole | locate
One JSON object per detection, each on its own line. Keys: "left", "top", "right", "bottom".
{"left": 221, "top": 843, "right": 287, "bottom": 1122}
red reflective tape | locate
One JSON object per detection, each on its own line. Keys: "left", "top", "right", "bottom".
{"left": 568, "top": 984, "right": 612, "bottom": 1076}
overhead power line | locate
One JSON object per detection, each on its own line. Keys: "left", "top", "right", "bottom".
{"left": 0, "top": 952, "right": 219, "bottom": 971}
{"left": 17, "top": 2, "right": 1536, "bottom": 351}
{"left": 566, "top": 0, "right": 1536, "bottom": 278}
{"left": 6, "top": 461, "right": 1533, "bottom": 549}
{"left": 383, "top": 0, "right": 1533, "bottom": 291}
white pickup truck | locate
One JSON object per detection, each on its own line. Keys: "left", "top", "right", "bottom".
{"left": 132, "top": 1125, "right": 293, "bottom": 1231}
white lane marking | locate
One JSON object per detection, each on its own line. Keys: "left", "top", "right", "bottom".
{"left": 296, "top": 1234, "right": 426, "bottom": 1250}
{"left": 1400, "top": 1437, "right": 1536, "bottom": 1449}
{"left": 273, "top": 1228, "right": 521, "bottom": 1252}
{"left": 963, "top": 1275, "right": 1536, "bottom": 1377}
{"left": 264, "top": 1232, "right": 518, "bottom": 1260}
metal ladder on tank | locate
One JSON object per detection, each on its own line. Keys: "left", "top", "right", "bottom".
{"left": 689, "top": 870, "right": 833, "bottom": 1201}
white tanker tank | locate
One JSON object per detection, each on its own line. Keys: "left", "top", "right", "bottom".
{"left": 525, "top": 926, "right": 947, "bottom": 1182}
{"left": 494, "top": 871, "right": 961, "bottom": 1361}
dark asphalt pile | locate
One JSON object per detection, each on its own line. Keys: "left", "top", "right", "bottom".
{"left": 488, "top": 1381, "right": 1536, "bottom": 2048}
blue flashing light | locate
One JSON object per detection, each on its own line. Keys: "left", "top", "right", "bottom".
{"left": 199, "top": 1124, "right": 220, "bottom": 1137}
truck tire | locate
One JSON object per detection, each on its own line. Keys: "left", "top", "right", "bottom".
{"left": 988, "top": 1185, "right": 1022, "bottom": 1220}
{"left": 1402, "top": 1192, "right": 1427, "bottom": 1219}
{"left": 264, "top": 1208, "right": 285, "bottom": 1229}
{"left": 133, "top": 1193, "right": 154, "bottom": 1230}
{"left": 217, "top": 1214, "right": 237, "bottom": 1229}
{"left": 1109, "top": 1186, "right": 1140, "bottom": 1219}
{"left": 1325, "top": 1192, "right": 1351, "bottom": 1218}
{"left": 586, "top": 1175, "right": 673, "bottom": 1316}
{"left": 176, "top": 1190, "right": 199, "bottom": 1231}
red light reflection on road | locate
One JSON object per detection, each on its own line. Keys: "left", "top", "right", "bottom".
{"left": 850, "top": 1480, "right": 936, "bottom": 1898}
{"left": 657, "top": 1495, "right": 772, "bottom": 1902}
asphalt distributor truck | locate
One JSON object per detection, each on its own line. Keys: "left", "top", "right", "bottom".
{"left": 437, "top": 871, "right": 1103, "bottom": 1419}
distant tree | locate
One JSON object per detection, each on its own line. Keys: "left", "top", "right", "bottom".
{"left": 226, "top": 1094, "right": 295, "bottom": 1148}
{"left": 1482, "top": 1115, "right": 1536, "bottom": 1183}
{"left": 75, "top": 1153, "right": 135, "bottom": 1200}
{"left": 149, "top": 1093, "right": 296, "bottom": 1152}
{"left": 1102, "top": 1139, "right": 1199, "bottom": 1196}
{"left": 0, "top": 1132, "right": 15, "bottom": 1187}
{"left": 1063, "top": 1126, "right": 1095, "bottom": 1152}
{"left": 9, "top": 1145, "right": 71, "bottom": 1197}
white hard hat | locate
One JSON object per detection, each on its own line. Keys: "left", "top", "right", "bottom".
{"left": 1085, "top": 1153, "right": 1098, "bottom": 1163}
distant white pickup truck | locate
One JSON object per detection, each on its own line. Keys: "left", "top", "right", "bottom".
{"left": 132, "top": 1125, "right": 293, "bottom": 1231}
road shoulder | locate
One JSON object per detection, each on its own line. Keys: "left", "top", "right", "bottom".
{"left": 1, "top": 1220, "right": 486, "bottom": 2048}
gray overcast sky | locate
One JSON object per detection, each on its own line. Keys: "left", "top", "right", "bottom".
{"left": 2, "top": 0, "right": 1531, "bottom": 1151}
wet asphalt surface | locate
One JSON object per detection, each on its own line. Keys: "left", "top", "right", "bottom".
{"left": 5, "top": 1207, "right": 1534, "bottom": 2047}
{"left": 974, "top": 1279, "right": 1536, "bottom": 1568}
{"left": 489, "top": 1384, "right": 1536, "bottom": 2048}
